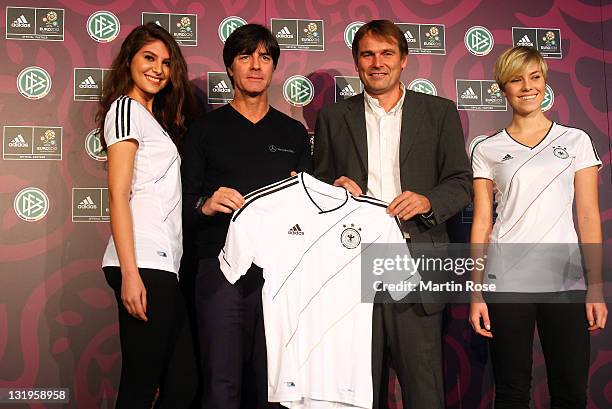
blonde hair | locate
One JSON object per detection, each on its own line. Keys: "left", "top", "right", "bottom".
{"left": 494, "top": 46, "right": 548, "bottom": 91}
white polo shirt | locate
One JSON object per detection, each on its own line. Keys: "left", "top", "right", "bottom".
{"left": 102, "top": 96, "right": 183, "bottom": 275}
{"left": 219, "top": 173, "right": 413, "bottom": 408}
{"left": 471, "top": 122, "right": 601, "bottom": 291}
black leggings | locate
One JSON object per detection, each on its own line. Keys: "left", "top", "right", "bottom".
{"left": 104, "top": 267, "right": 197, "bottom": 409}
{"left": 487, "top": 300, "right": 590, "bottom": 409}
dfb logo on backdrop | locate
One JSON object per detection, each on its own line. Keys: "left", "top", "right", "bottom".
{"left": 344, "top": 21, "right": 364, "bottom": 49}
{"left": 408, "top": 79, "right": 437, "bottom": 96}
{"left": 6, "top": 7, "right": 64, "bottom": 41}
{"left": 456, "top": 79, "right": 506, "bottom": 111}
{"left": 334, "top": 76, "right": 363, "bottom": 102}
{"left": 142, "top": 13, "right": 170, "bottom": 31}
{"left": 283, "top": 75, "right": 314, "bottom": 106}
{"left": 14, "top": 187, "right": 49, "bottom": 222}
{"left": 17, "top": 66, "right": 51, "bottom": 99}
{"left": 218, "top": 16, "right": 247, "bottom": 42}
{"left": 512, "top": 27, "right": 562, "bottom": 58}
{"left": 72, "top": 188, "right": 109, "bottom": 222}
{"left": 207, "top": 72, "right": 234, "bottom": 104}
{"left": 464, "top": 26, "right": 494, "bottom": 56}
{"left": 396, "top": 23, "right": 446, "bottom": 55}
{"left": 74, "top": 68, "right": 110, "bottom": 101}
{"left": 272, "top": 19, "right": 324, "bottom": 51}
{"left": 541, "top": 84, "right": 555, "bottom": 112}
{"left": 87, "top": 11, "right": 120, "bottom": 43}
{"left": 85, "top": 129, "right": 106, "bottom": 161}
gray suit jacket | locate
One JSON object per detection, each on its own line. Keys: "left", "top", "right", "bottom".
{"left": 314, "top": 90, "right": 472, "bottom": 243}
{"left": 313, "top": 90, "right": 473, "bottom": 313}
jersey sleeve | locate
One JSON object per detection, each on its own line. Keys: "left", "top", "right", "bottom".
{"left": 103, "top": 97, "right": 143, "bottom": 148}
{"left": 218, "top": 206, "right": 262, "bottom": 284}
{"left": 471, "top": 142, "right": 493, "bottom": 180}
{"left": 574, "top": 131, "right": 602, "bottom": 171}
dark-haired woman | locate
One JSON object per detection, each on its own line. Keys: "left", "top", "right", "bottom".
{"left": 469, "top": 46, "right": 607, "bottom": 409}
{"left": 97, "top": 23, "right": 198, "bottom": 409}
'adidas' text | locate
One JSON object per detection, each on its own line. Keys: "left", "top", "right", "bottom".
{"left": 277, "top": 27, "right": 294, "bottom": 39}
{"left": 78, "top": 196, "right": 97, "bottom": 209}
{"left": 11, "top": 15, "right": 30, "bottom": 28}
{"left": 8, "top": 134, "right": 29, "bottom": 148}
{"left": 461, "top": 87, "right": 479, "bottom": 99}
{"left": 79, "top": 76, "right": 98, "bottom": 89}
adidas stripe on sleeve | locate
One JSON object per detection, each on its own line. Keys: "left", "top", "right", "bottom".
{"left": 574, "top": 129, "right": 602, "bottom": 171}
{"left": 103, "top": 96, "right": 142, "bottom": 147}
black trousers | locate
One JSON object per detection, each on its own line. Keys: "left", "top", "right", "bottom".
{"left": 372, "top": 302, "right": 444, "bottom": 409}
{"left": 195, "top": 258, "right": 282, "bottom": 409}
{"left": 487, "top": 300, "right": 590, "bottom": 409}
{"left": 104, "top": 267, "right": 197, "bottom": 409}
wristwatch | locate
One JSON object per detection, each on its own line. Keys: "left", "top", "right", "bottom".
{"left": 195, "top": 196, "right": 208, "bottom": 215}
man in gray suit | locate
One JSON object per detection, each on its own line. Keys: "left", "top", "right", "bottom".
{"left": 313, "top": 20, "right": 472, "bottom": 409}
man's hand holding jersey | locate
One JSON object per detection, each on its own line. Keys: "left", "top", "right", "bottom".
{"left": 201, "top": 187, "right": 244, "bottom": 216}
{"left": 333, "top": 175, "right": 432, "bottom": 221}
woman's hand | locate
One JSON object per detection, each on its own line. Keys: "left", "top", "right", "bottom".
{"left": 586, "top": 302, "right": 607, "bottom": 331}
{"left": 469, "top": 301, "right": 492, "bottom": 338}
{"left": 121, "top": 272, "right": 148, "bottom": 321}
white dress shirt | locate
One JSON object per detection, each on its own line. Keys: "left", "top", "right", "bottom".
{"left": 364, "top": 84, "right": 405, "bottom": 203}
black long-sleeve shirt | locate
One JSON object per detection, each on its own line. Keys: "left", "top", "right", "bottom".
{"left": 181, "top": 103, "right": 312, "bottom": 258}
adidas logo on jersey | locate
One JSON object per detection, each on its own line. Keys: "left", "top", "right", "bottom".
{"left": 501, "top": 153, "right": 514, "bottom": 161}
{"left": 461, "top": 87, "right": 479, "bottom": 99}
{"left": 8, "top": 134, "right": 29, "bottom": 148}
{"left": 404, "top": 30, "right": 417, "bottom": 43}
{"left": 277, "top": 26, "right": 293, "bottom": 39}
{"left": 340, "top": 83, "right": 357, "bottom": 97}
{"left": 78, "top": 196, "right": 97, "bottom": 209}
{"left": 11, "top": 15, "right": 30, "bottom": 28}
{"left": 79, "top": 76, "right": 99, "bottom": 89}
{"left": 212, "top": 80, "right": 231, "bottom": 93}
{"left": 517, "top": 35, "right": 533, "bottom": 46}
{"left": 288, "top": 224, "right": 304, "bottom": 235}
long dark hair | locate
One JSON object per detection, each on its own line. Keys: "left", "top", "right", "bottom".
{"left": 96, "top": 23, "right": 197, "bottom": 148}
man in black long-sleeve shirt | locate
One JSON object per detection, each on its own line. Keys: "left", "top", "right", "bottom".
{"left": 181, "top": 24, "right": 311, "bottom": 409}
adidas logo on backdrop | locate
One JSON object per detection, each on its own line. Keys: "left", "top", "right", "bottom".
{"left": 212, "top": 80, "right": 231, "bottom": 93}
{"left": 79, "top": 76, "right": 98, "bottom": 89}
{"left": 78, "top": 196, "right": 97, "bottom": 209}
{"left": 8, "top": 134, "right": 29, "bottom": 148}
{"left": 461, "top": 87, "right": 479, "bottom": 99}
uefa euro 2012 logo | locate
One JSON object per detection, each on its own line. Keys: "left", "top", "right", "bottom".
{"left": 424, "top": 26, "right": 441, "bottom": 46}
{"left": 41, "top": 129, "right": 56, "bottom": 146}
{"left": 542, "top": 31, "right": 556, "bottom": 47}
{"left": 487, "top": 83, "right": 502, "bottom": 99}
{"left": 176, "top": 17, "right": 192, "bottom": 33}
{"left": 303, "top": 22, "right": 319, "bottom": 40}
{"left": 40, "top": 10, "right": 60, "bottom": 32}
{"left": 43, "top": 11, "right": 58, "bottom": 27}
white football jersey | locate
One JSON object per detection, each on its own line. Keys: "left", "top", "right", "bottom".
{"left": 102, "top": 96, "right": 183, "bottom": 275}
{"left": 471, "top": 122, "right": 601, "bottom": 292}
{"left": 219, "top": 173, "right": 409, "bottom": 408}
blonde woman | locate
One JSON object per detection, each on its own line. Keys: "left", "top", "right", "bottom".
{"left": 469, "top": 46, "right": 607, "bottom": 409}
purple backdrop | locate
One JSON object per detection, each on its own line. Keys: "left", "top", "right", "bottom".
{"left": 0, "top": 1, "right": 610, "bottom": 408}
